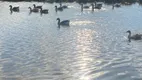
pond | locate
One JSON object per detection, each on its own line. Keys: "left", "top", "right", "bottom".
{"left": 0, "top": 1, "right": 142, "bottom": 80}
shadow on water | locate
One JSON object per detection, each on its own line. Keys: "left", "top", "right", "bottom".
{"left": 57, "top": 24, "right": 70, "bottom": 29}
{"left": 40, "top": 12, "right": 48, "bottom": 16}
{"left": 9, "top": 10, "right": 20, "bottom": 15}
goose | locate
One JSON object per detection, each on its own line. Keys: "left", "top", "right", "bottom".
{"left": 84, "top": 5, "right": 90, "bottom": 8}
{"left": 62, "top": 5, "right": 68, "bottom": 9}
{"left": 28, "top": 7, "right": 39, "bottom": 12}
{"left": 114, "top": 3, "right": 121, "bottom": 7}
{"left": 9, "top": 5, "right": 19, "bottom": 12}
{"left": 81, "top": 4, "right": 83, "bottom": 11}
{"left": 56, "top": 18, "right": 70, "bottom": 26}
{"left": 33, "top": 4, "right": 42, "bottom": 9}
{"left": 55, "top": 6, "right": 63, "bottom": 12}
{"left": 81, "top": 4, "right": 90, "bottom": 12}
{"left": 59, "top": 3, "right": 68, "bottom": 9}
{"left": 91, "top": 3, "right": 94, "bottom": 11}
{"left": 40, "top": 7, "right": 48, "bottom": 14}
{"left": 81, "top": 4, "right": 90, "bottom": 9}
{"left": 126, "top": 30, "right": 142, "bottom": 42}
{"left": 94, "top": 2, "right": 102, "bottom": 9}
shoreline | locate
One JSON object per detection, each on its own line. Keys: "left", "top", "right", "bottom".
{"left": 0, "top": 0, "right": 141, "bottom": 6}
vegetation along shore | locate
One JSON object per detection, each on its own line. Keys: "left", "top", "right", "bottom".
{"left": 1, "top": 0, "right": 142, "bottom": 5}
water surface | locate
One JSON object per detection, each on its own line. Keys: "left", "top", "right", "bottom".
{"left": 0, "top": 2, "right": 142, "bottom": 80}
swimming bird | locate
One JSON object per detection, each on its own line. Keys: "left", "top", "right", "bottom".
{"left": 126, "top": 30, "right": 142, "bottom": 42}
{"left": 55, "top": 5, "right": 63, "bottom": 12}
{"left": 81, "top": 4, "right": 90, "bottom": 9}
{"left": 112, "top": 3, "right": 121, "bottom": 9}
{"left": 9, "top": 5, "right": 19, "bottom": 12}
{"left": 40, "top": 7, "right": 48, "bottom": 14}
{"left": 91, "top": 3, "right": 94, "bottom": 11}
{"left": 81, "top": 4, "right": 90, "bottom": 12}
{"left": 94, "top": 2, "right": 102, "bottom": 9}
{"left": 33, "top": 4, "right": 42, "bottom": 9}
{"left": 56, "top": 18, "right": 70, "bottom": 26}
{"left": 114, "top": 3, "right": 121, "bottom": 7}
{"left": 59, "top": 2, "right": 68, "bottom": 9}
{"left": 62, "top": 5, "right": 68, "bottom": 9}
{"left": 28, "top": 7, "right": 39, "bottom": 12}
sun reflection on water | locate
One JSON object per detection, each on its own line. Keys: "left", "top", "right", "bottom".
{"left": 73, "top": 29, "right": 104, "bottom": 80}
{"left": 71, "top": 20, "right": 95, "bottom": 26}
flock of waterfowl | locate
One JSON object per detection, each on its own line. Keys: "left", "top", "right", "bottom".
{"left": 9, "top": 2, "right": 122, "bottom": 13}
{"left": 8, "top": 2, "right": 142, "bottom": 42}
{"left": 9, "top": 4, "right": 49, "bottom": 14}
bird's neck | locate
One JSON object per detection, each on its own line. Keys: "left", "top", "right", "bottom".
{"left": 10, "top": 6, "right": 12, "bottom": 10}
{"left": 95, "top": 2, "right": 97, "bottom": 6}
{"left": 128, "top": 32, "right": 131, "bottom": 38}
{"left": 55, "top": 7, "right": 57, "bottom": 10}
{"left": 33, "top": 5, "right": 36, "bottom": 8}
{"left": 58, "top": 20, "right": 60, "bottom": 25}
{"left": 29, "top": 7, "right": 32, "bottom": 11}
{"left": 128, "top": 32, "right": 131, "bottom": 42}
{"left": 81, "top": 5, "right": 83, "bottom": 11}
{"left": 92, "top": 4, "right": 94, "bottom": 9}
{"left": 60, "top": 3, "right": 62, "bottom": 7}
{"left": 40, "top": 8, "right": 42, "bottom": 11}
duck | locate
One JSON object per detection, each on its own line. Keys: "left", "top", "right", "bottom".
{"left": 126, "top": 30, "right": 142, "bottom": 42}
{"left": 56, "top": 18, "right": 70, "bottom": 26}
{"left": 55, "top": 5, "right": 63, "bottom": 12}
{"left": 28, "top": 7, "right": 39, "bottom": 12}
{"left": 39, "top": 7, "right": 48, "bottom": 14}
{"left": 9, "top": 5, "right": 19, "bottom": 12}
{"left": 33, "top": 4, "right": 42, "bottom": 9}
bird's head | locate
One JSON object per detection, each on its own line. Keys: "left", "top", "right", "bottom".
{"left": 126, "top": 30, "right": 131, "bottom": 34}
{"left": 57, "top": 18, "right": 60, "bottom": 21}
{"left": 9, "top": 5, "right": 12, "bottom": 7}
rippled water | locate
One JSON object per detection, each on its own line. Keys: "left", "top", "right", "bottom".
{"left": 0, "top": 1, "right": 142, "bottom": 80}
